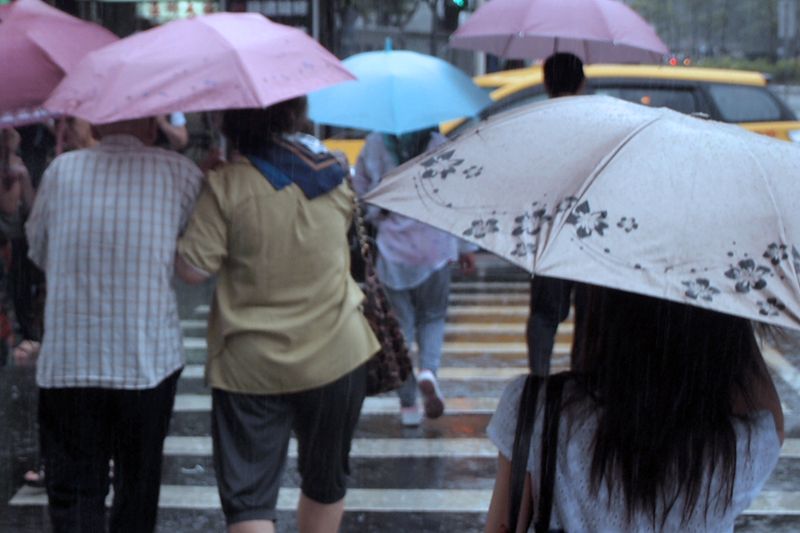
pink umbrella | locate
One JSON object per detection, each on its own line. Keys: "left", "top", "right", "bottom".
{"left": 45, "top": 13, "right": 355, "bottom": 124}
{"left": 450, "top": 0, "right": 669, "bottom": 64}
{"left": 0, "top": 0, "right": 117, "bottom": 124}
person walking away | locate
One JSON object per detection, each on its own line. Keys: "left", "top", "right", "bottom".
{"left": 352, "top": 128, "right": 476, "bottom": 426}
{"left": 487, "top": 285, "right": 783, "bottom": 531}
{"left": 25, "top": 116, "right": 203, "bottom": 533}
{"left": 526, "top": 52, "right": 589, "bottom": 376}
{"left": 175, "top": 97, "right": 379, "bottom": 533}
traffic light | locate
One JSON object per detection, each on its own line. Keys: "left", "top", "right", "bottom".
{"left": 444, "top": 0, "right": 467, "bottom": 31}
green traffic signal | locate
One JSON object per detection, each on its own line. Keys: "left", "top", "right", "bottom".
{"left": 451, "top": 0, "right": 466, "bottom": 7}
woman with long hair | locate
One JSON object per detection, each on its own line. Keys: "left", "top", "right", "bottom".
{"left": 485, "top": 284, "right": 783, "bottom": 532}
{"left": 176, "top": 96, "right": 379, "bottom": 533}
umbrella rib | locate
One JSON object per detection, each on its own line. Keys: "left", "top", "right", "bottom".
{"left": 536, "top": 114, "right": 661, "bottom": 272}
{"left": 740, "top": 141, "right": 798, "bottom": 289}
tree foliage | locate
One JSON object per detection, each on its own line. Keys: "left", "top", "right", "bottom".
{"left": 629, "top": 0, "right": 790, "bottom": 59}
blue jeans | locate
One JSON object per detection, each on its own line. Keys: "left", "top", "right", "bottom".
{"left": 384, "top": 265, "right": 450, "bottom": 408}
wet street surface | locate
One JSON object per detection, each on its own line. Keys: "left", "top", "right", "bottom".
{"left": 3, "top": 255, "right": 800, "bottom": 531}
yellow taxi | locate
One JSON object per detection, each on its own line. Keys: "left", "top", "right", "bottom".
{"left": 326, "top": 64, "right": 800, "bottom": 165}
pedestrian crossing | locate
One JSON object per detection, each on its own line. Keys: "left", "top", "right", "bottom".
{"left": 8, "top": 275, "right": 800, "bottom": 531}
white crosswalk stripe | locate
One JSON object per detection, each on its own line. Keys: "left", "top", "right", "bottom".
{"left": 11, "top": 485, "right": 800, "bottom": 516}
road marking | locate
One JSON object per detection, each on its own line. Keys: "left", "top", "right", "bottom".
{"left": 181, "top": 338, "right": 569, "bottom": 356}
{"left": 162, "top": 436, "right": 800, "bottom": 460}
{"left": 456, "top": 293, "right": 533, "bottom": 304}
{"left": 447, "top": 305, "right": 529, "bottom": 317}
{"left": 180, "top": 365, "right": 532, "bottom": 381}
{"left": 162, "top": 437, "right": 498, "bottom": 458}
{"left": 450, "top": 281, "right": 529, "bottom": 291}
{"left": 180, "top": 321, "right": 572, "bottom": 337}
{"left": 764, "top": 347, "right": 800, "bottom": 398}
{"left": 10, "top": 485, "right": 800, "bottom": 515}
{"left": 174, "top": 395, "right": 499, "bottom": 414}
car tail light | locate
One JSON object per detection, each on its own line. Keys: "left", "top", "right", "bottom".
{"left": 789, "top": 130, "right": 800, "bottom": 143}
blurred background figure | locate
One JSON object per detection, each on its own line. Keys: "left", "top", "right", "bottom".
{"left": 353, "top": 127, "right": 476, "bottom": 427}
{"left": 526, "top": 52, "right": 589, "bottom": 377}
{"left": 156, "top": 112, "right": 189, "bottom": 151}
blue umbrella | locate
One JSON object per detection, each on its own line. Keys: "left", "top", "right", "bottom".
{"left": 308, "top": 46, "right": 492, "bottom": 135}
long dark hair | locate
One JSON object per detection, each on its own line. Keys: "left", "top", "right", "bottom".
{"left": 222, "top": 96, "right": 308, "bottom": 156}
{"left": 572, "top": 285, "right": 765, "bottom": 527}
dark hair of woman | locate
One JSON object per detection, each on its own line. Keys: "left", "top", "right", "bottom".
{"left": 222, "top": 96, "right": 308, "bottom": 155}
{"left": 0, "top": 130, "right": 12, "bottom": 191}
{"left": 570, "top": 285, "right": 766, "bottom": 528}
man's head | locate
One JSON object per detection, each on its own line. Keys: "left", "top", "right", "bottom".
{"left": 94, "top": 118, "right": 158, "bottom": 145}
{"left": 543, "top": 53, "right": 585, "bottom": 98}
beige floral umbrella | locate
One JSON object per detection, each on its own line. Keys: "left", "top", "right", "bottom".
{"left": 363, "top": 95, "right": 800, "bottom": 330}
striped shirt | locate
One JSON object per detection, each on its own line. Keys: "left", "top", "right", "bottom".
{"left": 26, "top": 134, "right": 203, "bottom": 389}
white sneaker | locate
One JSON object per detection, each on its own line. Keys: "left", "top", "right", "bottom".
{"left": 400, "top": 404, "right": 422, "bottom": 427}
{"left": 417, "top": 369, "right": 445, "bottom": 419}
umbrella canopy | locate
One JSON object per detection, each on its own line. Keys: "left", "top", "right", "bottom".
{"left": 450, "top": 0, "right": 669, "bottom": 64}
{"left": 364, "top": 95, "right": 800, "bottom": 330}
{"left": 308, "top": 49, "right": 492, "bottom": 135}
{"left": 45, "top": 13, "right": 354, "bottom": 124}
{"left": 0, "top": 0, "right": 117, "bottom": 125}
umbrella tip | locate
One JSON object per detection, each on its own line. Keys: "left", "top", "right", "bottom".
{"left": 385, "top": 37, "right": 393, "bottom": 51}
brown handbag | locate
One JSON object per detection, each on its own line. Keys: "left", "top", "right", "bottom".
{"left": 349, "top": 180, "right": 413, "bottom": 396}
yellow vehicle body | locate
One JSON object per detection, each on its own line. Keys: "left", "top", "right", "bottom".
{"left": 325, "top": 64, "right": 800, "bottom": 165}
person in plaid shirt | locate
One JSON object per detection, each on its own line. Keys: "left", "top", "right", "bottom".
{"left": 26, "top": 116, "right": 203, "bottom": 533}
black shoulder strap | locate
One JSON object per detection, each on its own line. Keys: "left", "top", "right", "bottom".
{"left": 508, "top": 374, "right": 543, "bottom": 532}
{"left": 534, "top": 373, "right": 568, "bottom": 533}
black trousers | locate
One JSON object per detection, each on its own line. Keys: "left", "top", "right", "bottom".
{"left": 39, "top": 369, "right": 181, "bottom": 533}
{"left": 526, "top": 277, "right": 589, "bottom": 375}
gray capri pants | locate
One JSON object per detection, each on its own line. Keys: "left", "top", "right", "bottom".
{"left": 211, "top": 362, "right": 367, "bottom": 525}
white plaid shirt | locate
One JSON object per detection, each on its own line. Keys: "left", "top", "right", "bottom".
{"left": 26, "top": 135, "right": 203, "bottom": 389}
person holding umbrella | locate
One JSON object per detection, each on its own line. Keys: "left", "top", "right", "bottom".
{"left": 309, "top": 45, "right": 490, "bottom": 426}
{"left": 175, "top": 97, "right": 379, "bottom": 533}
{"left": 485, "top": 285, "right": 783, "bottom": 531}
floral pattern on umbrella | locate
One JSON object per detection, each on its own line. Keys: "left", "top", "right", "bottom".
{"left": 511, "top": 242, "right": 537, "bottom": 258}
{"left": 462, "top": 164, "right": 484, "bottom": 179}
{"left": 682, "top": 278, "right": 721, "bottom": 302}
{"left": 724, "top": 258, "right": 772, "bottom": 293}
{"left": 566, "top": 201, "right": 608, "bottom": 239}
{"left": 764, "top": 243, "right": 788, "bottom": 266}
{"left": 758, "top": 297, "right": 786, "bottom": 317}
{"left": 511, "top": 205, "right": 552, "bottom": 237}
{"left": 617, "top": 217, "right": 639, "bottom": 233}
{"left": 420, "top": 150, "right": 465, "bottom": 180}
{"left": 463, "top": 218, "right": 499, "bottom": 239}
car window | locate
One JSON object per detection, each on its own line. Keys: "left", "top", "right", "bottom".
{"left": 706, "top": 84, "right": 783, "bottom": 123}
{"left": 591, "top": 86, "right": 698, "bottom": 115}
{"left": 448, "top": 86, "right": 548, "bottom": 137}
